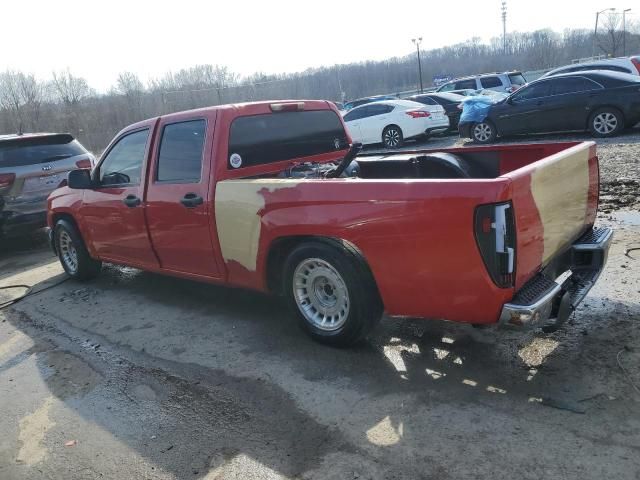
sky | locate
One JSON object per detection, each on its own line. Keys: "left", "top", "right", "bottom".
{"left": 0, "top": 0, "right": 636, "bottom": 92}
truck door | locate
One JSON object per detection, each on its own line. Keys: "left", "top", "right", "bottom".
{"left": 80, "top": 127, "right": 159, "bottom": 267}
{"left": 144, "top": 113, "right": 223, "bottom": 278}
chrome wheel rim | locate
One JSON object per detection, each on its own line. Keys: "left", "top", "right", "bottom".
{"left": 383, "top": 128, "right": 400, "bottom": 147}
{"left": 59, "top": 230, "right": 78, "bottom": 274}
{"left": 593, "top": 112, "right": 617, "bottom": 134}
{"left": 293, "top": 258, "right": 350, "bottom": 331}
{"left": 473, "top": 123, "right": 492, "bottom": 142}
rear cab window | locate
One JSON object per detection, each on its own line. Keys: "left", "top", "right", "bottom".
{"left": 0, "top": 135, "right": 87, "bottom": 168}
{"left": 228, "top": 110, "right": 348, "bottom": 169}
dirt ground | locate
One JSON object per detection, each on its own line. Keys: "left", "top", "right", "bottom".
{"left": 0, "top": 131, "right": 639, "bottom": 480}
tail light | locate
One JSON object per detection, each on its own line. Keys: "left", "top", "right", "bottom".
{"left": 75, "top": 159, "right": 92, "bottom": 169}
{"left": 631, "top": 57, "right": 640, "bottom": 74}
{"left": 0, "top": 173, "right": 16, "bottom": 189}
{"left": 406, "top": 110, "right": 431, "bottom": 118}
{"left": 474, "top": 202, "right": 516, "bottom": 288}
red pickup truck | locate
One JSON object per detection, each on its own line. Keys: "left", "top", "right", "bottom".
{"left": 47, "top": 100, "right": 612, "bottom": 346}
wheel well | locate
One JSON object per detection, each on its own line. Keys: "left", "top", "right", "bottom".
{"left": 383, "top": 124, "right": 402, "bottom": 135}
{"left": 473, "top": 119, "right": 499, "bottom": 137}
{"left": 52, "top": 212, "right": 79, "bottom": 231}
{"left": 587, "top": 106, "right": 625, "bottom": 129}
{"left": 265, "top": 236, "right": 383, "bottom": 307}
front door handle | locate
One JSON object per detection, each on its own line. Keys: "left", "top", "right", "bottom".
{"left": 123, "top": 194, "right": 141, "bottom": 208}
{"left": 180, "top": 193, "right": 203, "bottom": 208}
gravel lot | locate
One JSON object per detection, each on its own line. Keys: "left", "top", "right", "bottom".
{"left": 0, "top": 132, "right": 639, "bottom": 480}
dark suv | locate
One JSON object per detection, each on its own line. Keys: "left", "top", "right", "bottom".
{"left": 0, "top": 133, "right": 93, "bottom": 237}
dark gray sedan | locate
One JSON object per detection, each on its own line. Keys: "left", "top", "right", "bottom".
{"left": 459, "top": 70, "right": 640, "bottom": 143}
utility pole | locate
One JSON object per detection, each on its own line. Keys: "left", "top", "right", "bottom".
{"left": 623, "top": 8, "right": 631, "bottom": 56}
{"left": 411, "top": 38, "right": 424, "bottom": 94}
{"left": 593, "top": 8, "right": 615, "bottom": 57}
{"left": 501, "top": 2, "right": 507, "bottom": 55}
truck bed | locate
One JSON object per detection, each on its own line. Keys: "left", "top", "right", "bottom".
{"left": 216, "top": 141, "right": 599, "bottom": 324}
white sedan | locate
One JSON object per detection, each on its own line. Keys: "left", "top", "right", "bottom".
{"left": 342, "top": 99, "right": 449, "bottom": 148}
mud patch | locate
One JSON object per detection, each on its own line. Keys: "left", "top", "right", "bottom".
{"left": 43, "top": 351, "right": 102, "bottom": 400}
{"left": 600, "top": 180, "right": 640, "bottom": 212}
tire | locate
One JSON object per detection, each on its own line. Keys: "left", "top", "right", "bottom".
{"left": 283, "top": 240, "right": 383, "bottom": 347}
{"left": 382, "top": 125, "right": 404, "bottom": 148}
{"left": 54, "top": 219, "right": 102, "bottom": 280}
{"left": 589, "top": 108, "right": 623, "bottom": 138}
{"left": 471, "top": 121, "right": 497, "bottom": 144}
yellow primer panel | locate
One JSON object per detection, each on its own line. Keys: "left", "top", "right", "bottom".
{"left": 531, "top": 146, "right": 590, "bottom": 264}
{"left": 215, "top": 179, "right": 301, "bottom": 271}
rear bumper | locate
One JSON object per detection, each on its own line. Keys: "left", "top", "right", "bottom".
{"left": 499, "top": 227, "right": 613, "bottom": 328}
{"left": 0, "top": 209, "right": 47, "bottom": 237}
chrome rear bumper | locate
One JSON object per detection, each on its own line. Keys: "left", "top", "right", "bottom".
{"left": 499, "top": 227, "right": 613, "bottom": 329}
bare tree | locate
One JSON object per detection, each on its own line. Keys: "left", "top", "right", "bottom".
{"left": 0, "top": 71, "right": 44, "bottom": 132}
{"left": 597, "top": 12, "right": 624, "bottom": 57}
{"left": 51, "top": 69, "right": 91, "bottom": 106}
{"left": 1, "top": 28, "right": 639, "bottom": 152}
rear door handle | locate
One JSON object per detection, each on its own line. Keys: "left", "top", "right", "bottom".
{"left": 123, "top": 195, "right": 141, "bottom": 208}
{"left": 180, "top": 193, "right": 203, "bottom": 208}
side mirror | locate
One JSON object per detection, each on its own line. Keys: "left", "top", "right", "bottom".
{"left": 67, "top": 169, "right": 93, "bottom": 189}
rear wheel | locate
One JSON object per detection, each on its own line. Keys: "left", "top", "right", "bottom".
{"left": 471, "top": 121, "right": 497, "bottom": 144}
{"left": 54, "top": 220, "right": 102, "bottom": 280}
{"left": 589, "top": 108, "right": 623, "bottom": 138}
{"left": 382, "top": 125, "right": 403, "bottom": 148}
{"left": 283, "top": 241, "right": 382, "bottom": 347}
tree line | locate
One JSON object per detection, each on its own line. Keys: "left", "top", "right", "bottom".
{"left": 1, "top": 22, "right": 639, "bottom": 153}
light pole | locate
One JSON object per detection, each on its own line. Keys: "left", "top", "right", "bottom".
{"left": 412, "top": 38, "right": 424, "bottom": 94}
{"left": 623, "top": 8, "right": 631, "bottom": 56}
{"left": 593, "top": 8, "right": 615, "bottom": 57}
{"left": 501, "top": 2, "right": 507, "bottom": 55}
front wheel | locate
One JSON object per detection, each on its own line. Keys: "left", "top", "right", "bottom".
{"left": 589, "top": 108, "right": 623, "bottom": 138}
{"left": 382, "top": 125, "right": 404, "bottom": 148}
{"left": 471, "top": 121, "right": 497, "bottom": 144}
{"left": 54, "top": 220, "right": 102, "bottom": 280}
{"left": 283, "top": 241, "right": 382, "bottom": 347}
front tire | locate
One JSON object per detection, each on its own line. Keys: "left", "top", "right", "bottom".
{"left": 589, "top": 108, "right": 623, "bottom": 138}
{"left": 283, "top": 241, "right": 382, "bottom": 347}
{"left": 471, "top": 121, "right": 497, "bottom": 144}
{"left": 382, "top": 125, "right": 404, "bottom": 148}
{"left": 54, "top": 220, "right": 102, "bottom": 280}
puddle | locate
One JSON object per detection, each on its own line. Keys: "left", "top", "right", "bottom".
{"left": 612, "top": 210, "right": 640, "bottom": 226}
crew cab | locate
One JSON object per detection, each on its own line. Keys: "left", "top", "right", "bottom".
{"left": 47, "top": 100, "right": 612, "bottom": 346}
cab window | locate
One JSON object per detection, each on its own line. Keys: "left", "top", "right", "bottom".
{"left": 156, "top": 120, "right": 206, "bottom": 183}
{"left": 99, "top": 129, "right": 149, "bottom": 186}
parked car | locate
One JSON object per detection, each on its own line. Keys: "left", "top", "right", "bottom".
{"left": 342, "top": 95, "right": 397, "bottom": 111}
{"left": 459, "top": 70, "right": 640, "bottom": 143}
{"left": 0, "top": 133, "right": 93, "bottom": 238}
{"left": 406, "top": 92, "right": 466, "bottom": 130}
{"left": 541, "top": 55, "right": 640, "bottom": 78}
{"left": 48, "top": 100, "right": 611, "bottom": 346}
{"left": 343, "top": 99, "right": 449, "bottom": 147}
{"left": 436, "top": 71, "right": 526, "bottom": 94}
